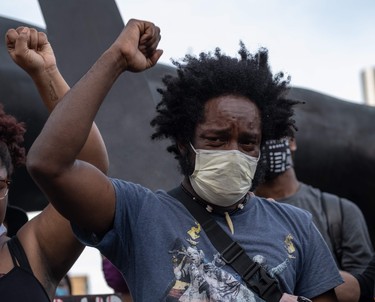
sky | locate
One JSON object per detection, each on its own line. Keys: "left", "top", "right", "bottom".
{"left": 2, "top": 0, "right": 375, "bottom": 295}
{"left": 1, "top": 0, "right": 375, "bottom": 104}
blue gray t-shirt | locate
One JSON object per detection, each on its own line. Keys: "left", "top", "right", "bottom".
{"left": 73, "top": 179, "right": 343, "bottom": 301}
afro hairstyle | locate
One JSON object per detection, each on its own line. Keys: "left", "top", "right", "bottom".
{"left": 151, "top": 42, "right": 301, "bottom": 177}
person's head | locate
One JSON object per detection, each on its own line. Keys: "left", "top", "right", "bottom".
{"left": 0, "top": 104, "right": 26, "bottom": 225}
{"left": 261, "top": 137, "right": 297, "bottom": 182}
{"left": 186, "top": 246, "right": 204, "bottom": 265}
{"left": 151, "top": 43, "right": 299, "bottom": 190}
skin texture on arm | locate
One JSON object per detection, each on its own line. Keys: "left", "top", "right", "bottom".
{"left": 5, "top": 27, "right": 109, "bottom": 299}
{"left": 26, "top": 19, "right": 162, "bottom": 236}
{"left": 311, "top": 290, "right": 338, "bottom": 302}
{"left": 335, "top": 271, "right": 360, "bottom": 302}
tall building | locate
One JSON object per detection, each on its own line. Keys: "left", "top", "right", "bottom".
{"left": 361, "top": 67, "right": 375, "bottom": 106}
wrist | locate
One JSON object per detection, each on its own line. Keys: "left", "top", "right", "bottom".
{"left": 102, "top": 46, "right": 129, "bottom": 75}
{"left": 29, "top": 65, "right": 59, "bottom": 84}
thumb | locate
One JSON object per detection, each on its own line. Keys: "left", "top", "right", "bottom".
{"left": 147, "top": 49, "right": 164, "bottom": 68}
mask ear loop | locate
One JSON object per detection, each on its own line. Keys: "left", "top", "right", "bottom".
{"left": 189, "top": 142, "right": 198, "bottom": 154}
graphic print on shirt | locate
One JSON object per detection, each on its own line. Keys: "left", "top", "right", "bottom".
{"left": 166, "top": 223, "right": 296, "bottom": 301}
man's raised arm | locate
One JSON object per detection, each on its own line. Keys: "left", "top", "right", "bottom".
{"left": 26, "top": 19, "right": 163, "bottom": 236}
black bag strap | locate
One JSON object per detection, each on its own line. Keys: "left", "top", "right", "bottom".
{"left": 7, "top": 236, "right": 33, "bottom": 272}
{"left": 168, "top": 186, "right": 283, "bottom": 302}
{"left": 321, "top": 191, "right": 343, "bottom": 266}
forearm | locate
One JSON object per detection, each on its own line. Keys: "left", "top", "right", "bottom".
{"left": 30, "top": 64, "right": 109, "bottom": 173}
{"left": 29, "top": 66, "right": 69, "bottom": 112}
{"left": 28, "top": 48, "right": 122, "bottom": 175}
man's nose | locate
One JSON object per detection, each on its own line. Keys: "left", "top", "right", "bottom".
{"left": 227, "top": 141, "right": 240, "bottom": 150}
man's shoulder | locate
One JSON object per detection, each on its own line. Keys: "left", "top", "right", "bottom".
{"left": 319, "top": 189, "right": 361, "bottom": 212}
{"left": 298, "top": 182, "right": 321, "bottom": 195}
{"left": 300, "top": 182, "right": 358, "bottom": 208}
{"left": 255, "top": 195, "right": 313, "bottom": 219}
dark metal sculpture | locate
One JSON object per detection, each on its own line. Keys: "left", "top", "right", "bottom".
{"left": 291, "top": 88, "right": 375, "bottom": 245}
{"left": 0, "top": 0, "right": 373, "bottom": 245}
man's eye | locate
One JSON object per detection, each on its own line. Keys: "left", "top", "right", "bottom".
{"left": 240, "top": 140, "right": 254, "bottom": 146}
{"left": 207, "top": 137, "right": 221, "bottom": 142}
{"left": 240, "top": 141, "right": 258, "bottom": 151}
{"left": 241, "top": 137, "right": 259, "bottom": 146}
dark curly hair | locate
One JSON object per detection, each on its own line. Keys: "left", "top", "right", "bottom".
{"left": 151, "top": 42, "right": 300, "bottom": 181}
{"left": 0, "top": 104, "right": 26, "bottom": 177}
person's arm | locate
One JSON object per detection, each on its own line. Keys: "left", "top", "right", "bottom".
{"left": 6, "top": 27, "right": 109, "bottom": 171}
{"left": 334, "top": 271, "right": 360, "bottom": 302}
{"left": 26, "top": 19, "right": 162, "bottom": 236}
{"left": 5, "top": 26, "right": 110, "bottom": 298}
{"left": 355, "top": 255, "right": 375, "bottom": 302}
{"left": 333, "top": 200, "right": 373, "bottom": 302}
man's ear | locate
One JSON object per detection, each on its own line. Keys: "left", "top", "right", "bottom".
{"left": 177, "top": 141, "right": 188, "bottom": 155}
{"left": 289, "top": 137, "right": 297, "bottom": 152}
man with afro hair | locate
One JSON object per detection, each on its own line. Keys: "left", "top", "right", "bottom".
{"left": 27, "top": 18, "right": 342, "bottom": 301}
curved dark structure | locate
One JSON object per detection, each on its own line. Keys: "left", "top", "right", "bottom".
{"left": 0, "top": 1, "right": 374, "bottom": 245}
{"left": 290, "top": 88, "right": 375, "bottom": 245}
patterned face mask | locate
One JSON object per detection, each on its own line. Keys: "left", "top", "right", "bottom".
{"left": 261, "top": 138, "right": 292, "bottom": 180}
{"left": 189, "top": 143, "right": 259, "bottom": 207}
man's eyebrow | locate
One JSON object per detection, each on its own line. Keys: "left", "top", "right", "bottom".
{"left": 200, "top": 128, "right": 230, "bottom": 136}
{"left": 240, "top": 132, "right": 259, "bottom": 139}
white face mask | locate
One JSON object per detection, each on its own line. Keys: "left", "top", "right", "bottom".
{"left": 189, "top": 143, "right": 259, "bottom": 207}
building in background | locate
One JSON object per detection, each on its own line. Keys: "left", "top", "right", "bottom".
{"left": 361, "top": 67, "right": 375, "bottom": 106}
